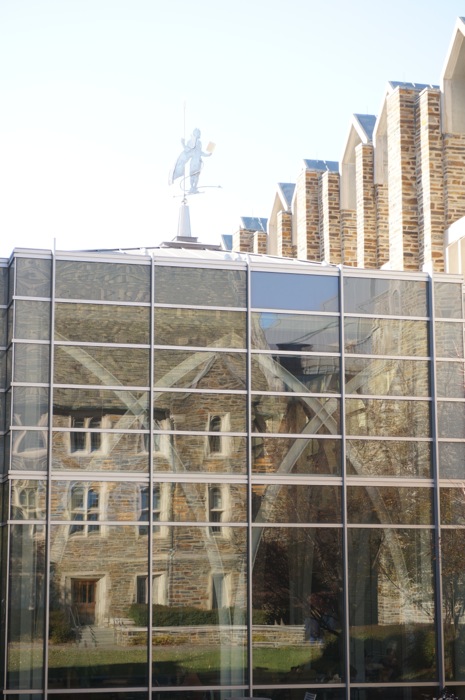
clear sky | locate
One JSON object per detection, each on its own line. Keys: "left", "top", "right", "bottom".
{"left": 0, "top": 0, "right": 463, "bottom": 258}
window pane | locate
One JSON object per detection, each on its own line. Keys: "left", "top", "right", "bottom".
{"left": 438, "top": 402, "right": 465, "bottom": 438}
{"left": 154, "top": 349, "right": 246, "bottom": 390}
{"left": 154, "top": 307, "right": 246, "bottom": 348}
{"left": 252, "top": 394, "right": 340, "bottom": 435}
{"left": 13, "top": 344, "right": 50, "bottom": 384}
{"left": 153, "top": 434, "right": 246, "bottom": 474}
{"left": 11, "top": 481, "right": 46, "bottom": 520}
{"left": 0, "top": 307, "right": 7, "bottom": 346}
{"left": 14, "top": 301, "right": 50, "bottom": 340}
{"left": 252, "top": 484, "right": 341, "bottom": 523}
{"left": 153, "top": 392, "right": 246, "bottom": 433}
{"left": 0, "top": 349, "right": 5, "bottom": 386}
{"left": 55, "top": 303, "right": 150, "bottom": 344}
{"left": 12, "top": 387, "right": 49, "bottom": 428}
{"left": 347, "top": 486, "right": 432, "bottom": 524}
{"left": 155, "top": 266, "right": 246, "bottom": 307}
{"left": 52, "top": 389, "right": 149, "bottom": 429}
{"left": 439, "top": 442, "right": 465, "bottom": 479}
{"left": 252, "top": 527, "right": 343, "bottom": 684}
{"left": 55, "top": 260, "right": 150, "bottom": 302}
{"left": 252, "top": 271, "right": 339, "bottom": 311}
{"left": 436, "top": 361, "right": 465, "bottom": 398}
{"left": 345, "top": 357, "right": 429, "bottom": 396}
{"left": 435, "top": 281, "right": 463, "bottom": 318}
{"left": 344, "top": 277, "right": 428, "bottom": 316}
{"left": 51, "top": 431, "right": 149, "bottom": 472}
{"left": 11, "top": 430, "right": 48, "bottom": 471}
{"left": 441, "top": 529, "right": 465, "bottom": 680}
{"left": 344, "top": 317, "right": 429, "bottom": 356}
{"left": 435, "top": 321, "right": 463, "bottom": 358}
{"left": 16, "top": 257, "right": 51, "bottom": 298}
{"left": 348, "top": 528, "right": 436, "bottom": 682}
{"left": 252, "top": 312, "right": 339, "bottom": 352}
{"left": 441, "top": 488, "right": 465, "bottom": 525}
{"left": 165, "top": 482, "right": 247, "bottom": 523}
{"left": 345, "top": 398, "right": 430, "bottom": 437}
{"left": 252, "top": 353, "right": 340, "bottom": 393}
{"left": 347, "top": 439, "right": 432, "bottom": 478}
{"left": 252, "top": 436, "right": 341, "bottom": 476}
{"left": 0, "top": 265, "right": 7, "bottom": 305}
{"left": 54, "top": 345, "right": 149, "bottom": 387}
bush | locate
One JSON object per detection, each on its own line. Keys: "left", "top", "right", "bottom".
{"left": 128, "top": 603, "right": 245, "bottom": 627}
{"left": 49, "top": 610, "right": 75, "bottom": 644}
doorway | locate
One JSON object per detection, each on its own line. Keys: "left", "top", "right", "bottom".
{"left": 72, "top": 579, "right": 97, "bottom": 624}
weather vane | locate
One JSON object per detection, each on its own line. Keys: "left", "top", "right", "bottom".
{"left": 169, "top": 126, "right": 216, "bottom": 238}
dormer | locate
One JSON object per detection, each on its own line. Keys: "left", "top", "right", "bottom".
{"left": 341, "top": 114, "right": 376, "bottom": 209}
{"left": 268, "top": 183, "right": 295, "bottom": 255}
{"left": 442, "top": 17, "right": 465, "bottom": 134}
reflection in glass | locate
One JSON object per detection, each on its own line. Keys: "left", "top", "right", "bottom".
{"left": 12, "top": 387, "right": 49, "bottom": 428}
{"left": 154, "top": 307, "right": 246, "bottom": 348}
{"left": 252, "top": 484, "right": 341, "bottom": 523}
{"left": 0, "top": 349, "right": 5, "bottom": 386}
{"left": 437, "top": 361, "right": 465, "bottom": 398}
{"left": 0, "top": 265, "right": 7, "bottom": 305}
{"left": 442, "top": 529, "right": 465, "bottom": 680}
{"left": 54, "top": 345, "right": 150, "bottom": 387}
{"left": 153, "top": 392, "right": 246, "bottom": 433}
{"left": 345, "top": 398, "right": 430, "bottom": 437}
{"left": 438, "top": 402, "right": 465, "bottom": 439}
{"left": 345, "top": 357, "right": 429, "bottom": 396}
{"left": 253, "top": 527, "right": 343, "bottom": 684}
{"left": 344, "top": 317, "right": 429, "bottom": 356}
{"left": 7, "top": 525, "right": 45, "bottom": 689}
{"left": 435, "top": 321, "right": 464, "bottom": 358}
{"left": 347, "top": 440, "right": 431, "bottom": 478}
{"left": 348, "top": 529, "right": 436, "bottom": 682}
{"left": 252, "top": 353, "right": 339, "bottom": 393}
{"left": 48, "top": 524, "right": 148, "bottom": 689}
{"left": 344, "top": 277, "right": 428, "bottom": 317}
{"left": 440, "top": 488, "right": 465, "bottom": 525}
{"left": 252, "top": 436, "right": 341, "bottom": 476}
{"left": 16, "top": 258, "right": 51, "bottom": 298}
{"left": 55, "top": 302, "right": 150, "bottom": 344}
{"left": 439, "top": 442, "right": 465, "bottom": 479}
{"left": 14, "top": 300, "right": 50, "bottom": 340}
{"left": 153, "top": 434, "right": 247, "bottom": 474}
{"left": 435, "top": 282, "right": 463, "bottom": 319}
{"left": 155, "top": 266, "right": 246, "bottom": 307}
{"left": 150, "top": 525, "right": 247, "bottom": 686}
{"left": 55, "top": 260, "right": 150, "bottom": 302}
{"left": 13, "top": 344, "right": 50, "bottom": 384}
{"left": 167, "top": 482, "right": 246, "bottom": 523}
{"left": 252, "top": 271, "right": 339, "bottom": 312}
{"left": 11, "top": 480, "right": 46, "bottom": 520}
{"left": 51, "top": 431, "right": 149, "bottom": 472}
{"left": 0, "top": 308, "right": 7, "bottom": 346}
{"left": 52, "top": 389, "right": 149, "bottom": 430}
{"left": 252, "top": 394, "right": 339, "bottom": 435}
{"left": 251, "top": 312, "right": 339, "bottom": 352}
{"left": 154, "top": 349, "right": 246, "bottom": 390}
{"left": 347, "top": 486, "right": 432, "bottom": 524}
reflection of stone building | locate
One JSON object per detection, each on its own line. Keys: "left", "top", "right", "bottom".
{"left": 1, "top": 244, "right": 465, "bottom": 698}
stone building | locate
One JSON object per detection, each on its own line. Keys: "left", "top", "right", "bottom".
{"left": 234, "top": 18, "right": 465, "bottom": 275}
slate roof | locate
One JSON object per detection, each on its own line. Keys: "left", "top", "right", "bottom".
{"left": 303, "top": 159, "right": 339, "bottom": 173}
{"left": 240, "top": 217, "right": 268, "bottom": 232}
{"left": 278, "top": 183, "right": 296, "bottom": 209}
{"left": 353, "top": 114, "right": 377, "bottom": 141}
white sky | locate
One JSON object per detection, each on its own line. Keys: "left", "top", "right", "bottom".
{"left": 0, "top": 0, "right": 463, "bottom": 259}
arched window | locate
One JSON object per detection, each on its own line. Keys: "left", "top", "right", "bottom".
{"left": 208, "top": 416, "right": 222, "bottom": 454}
{"left": 139, "top": 485, "right": 162, "bottom": 535}
{"left": 69, "top": 483, "right": 100, "bottom": 536}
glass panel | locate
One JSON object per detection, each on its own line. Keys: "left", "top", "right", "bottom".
{"left": 437, "top": 361, "right": 465, "bottom": 398}
{"left": 55, "top": 260, "right": 150, "bottom": 302}
{"left": 442, "top": 529, "right": 465, "bottom": 680}
{"left": 155, "top": 265, "right": 246, "bottom": 307}
{"left": 439, "top": 442, "right": 465, "bottom": 479}
{"left": 251, "top": 312, "right": 339, "bottom": 352}
{"left": 440, "top": 488, "right": 465, "bottom": 525}
{"left": 11, "top": 430, "right": 48, "bottom": 471}
{"left": 0, "top": 349, "right": 5, "bottom": 386}
{"left": 435, "top": 281, "right": 463, "bottom": 318}
{"left": 14, "top": 300, "right": 50, "bottom": 340}
{"left": 7, "top": 524, "right": 45, "bottom": 689}
{"left": 156, "top": 482, "right": 248, "bottom": 523}
{"left": 153, "top": 434, "right": 247, "bottom": 474}
{"left": 8, "top": 260, "right": 15, "bottom": 300}
{"left": 252, "top": 353, "right": 340, "bottom": 393}
{"left": 252, "top": 436, "right": 341, "bottom": 476}
{"left": 7, "top": 305, "right": 12, "bottom": 344}
{"left": 0, "top": 265, "right": 8, "bottom": 305}
{"left": 12, "top": 387, "right": 49, "bottom": 427}
{"left": 13, "top": 344, "right": 50, "bottom": 384}
{"left": 154, "top": 349, "right": 246, "bottom": 390}
{"left": 344, "top": 277, "right": 428, "bottom": 316}
{"left": 347, "top": 440, "right": 432, "bottom": 478}
{"left": 350, "top": 690, "right": 438, "bottom": 700}
{"left": 153, "top": 392, "right": 246, "bottom": 433}
{"left": 435, "top": 321, "right": 464, "bottom": 358}
{"left": 48, "top": 524, "right": 148, "bottom": 689}
{"left": 50, "top": 480, "right": 148, "bottom": 522}
{"left": 252, "top": 484, "right": 341, "bottom": 523}
{"left": 55, "top": 302, "right": 150, "bottom": 344}
{"left": 0, "top": 307, "right": 7, "bottom": 346}
{"left": 52, "top": 389, "right": 149, "bottom": 430}
{"left": 252, "top": 395, "right": 339, "bottom": 435}
{"left": 344, "top": 317, "right": 429, "bottom": 356}
{"left": 438, "top": 402, "right": 465, "bottom": 439}
{"left": 11, "top": 480, "right": 46, "bottom": 520}
{"left": 348, "top": 486, "right": 432, "bottom": 524}
{"left": 348, "top": 528, "right": 436, "bottom": 682}
{"left": 252, "top": 271, "right": 339, "bottom": 311}
{"left": 253, "top": 527, "right": 343, "bottom": 684}
{"left": 16, "top": 257, "right": 52, "bottom": 298}
{"left": 51, "top": 431, "right": 149, "bottom": 472}
{"left": 154, "top": 307, "right": 246, "bottom": 348}
{"left": 345, "top": 398, "right": 430, "bottom": 437}
{"left": 150, "top": 525, "right": 247, "bottom": 686}
{"left": 345, "top": 357, "right": 429, "bottom": 396}
{"left": 54, "top": 345, "right": 149, "bottom": 387}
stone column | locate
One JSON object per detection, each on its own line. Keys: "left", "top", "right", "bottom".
{"left": 320, "top": 171, "right": 341, "bottom": 264}
{"left": 296, "top": 169, "right": 320, "bottom": 261}
{"left": 356, "top": 143, "right": 377, "bottom": 268}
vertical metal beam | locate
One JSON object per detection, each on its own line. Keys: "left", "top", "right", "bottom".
{"left": 148, "top": 253, "right": 155, "bottom": 695}
{"left": 246, "top": 255, "right": 253, "bottom": 694}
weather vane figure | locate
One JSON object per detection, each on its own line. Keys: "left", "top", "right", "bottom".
{"left": 169, "top": 128, "right": 215, "bottom": 194}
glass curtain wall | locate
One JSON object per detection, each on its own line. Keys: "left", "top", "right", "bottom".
{"left": 1, "top": 252, "right": 464, "bottom": 700}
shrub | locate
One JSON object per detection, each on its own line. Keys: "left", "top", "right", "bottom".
{"left": 49, "top": 610, "right": 75, "bottom": 644}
